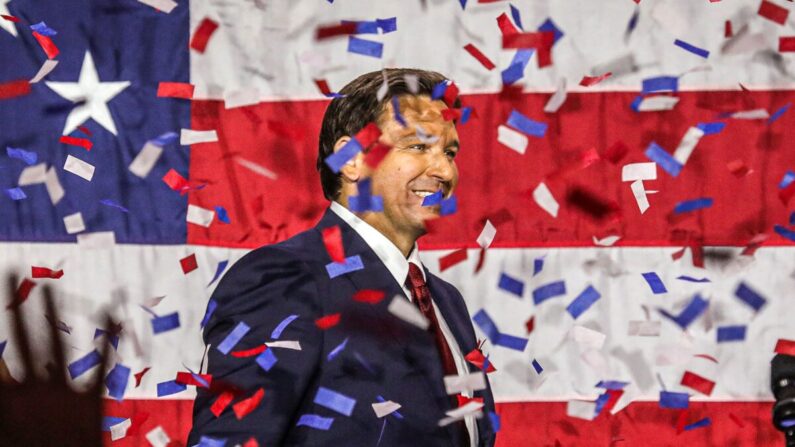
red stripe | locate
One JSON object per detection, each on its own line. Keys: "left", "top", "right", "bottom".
{"left": 99, "top": 399, "right": 778, "bottom": 445}
{"left": 188, "top": 90, "right": 795, "bottom": 249}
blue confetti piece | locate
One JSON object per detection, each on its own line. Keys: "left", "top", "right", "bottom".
{"left": 297, "top": 414, "right": 334, "bottom": 430}
{"left": 30, "top": 21, "right": 57, "bottom": 36}
{"left": 0, "top": 340, "right": 5, "bottom": 358}
{"left": 674, "top": 39, "right": 709, "bottom": 58}
{"left": 325, "top": 255, "right": 364, "bottom": 279}
{"left": 327, "top": 337, "right": 349, "bottom": 362}
{"left": 99, "top": 199, "right": 129, "bottom": 213}
{"left": 105, "top": 363, "right": 130, "bottom": 401}
{"left": 769, "top": 103, "right": 791, "bottom": 125}
{"left": 93, "top": 328, "right": 120, "bottom": 350}
{"left": 200, "top": 299, "right": 218, "bottom": 328}
{"left": 6, "top": 147, "right": 37, "bottom": 165}
{"left": 460, "top": 107, "right": 473, "bottom": 125}
{"left": 510, "top": 4, "right": 524, "bottom": 31}
{"left": 630, "top": 94, "right": 644, "bottom": 112}
{"left": 641, "top": 76, "right": 679, "bottom": 94}
{"left": 531, "top": 358, "right": 543, "bottom": 374}
{"left": 533, "top": 257, "right": 544, "bottom": 276}
{"left": 790, "top": 212, "right": 795, "bottom": 226}
{"left": 538, "top": 18, "right": 564, "bottom": 44}
{"left": 152, "top": 131, "right": 179, "bottom": 147}
{"left": 501, "top": 50, "right": 533, "bottom": 85}
{"left": 102, "top": 416, "right": 127, "bottom": 431}
{"left": 207, "top": 261, "right": 229, "bottom": 287}
{"left": 659, "top": 294, "right": 708, "bottom": 329}
{"left": 506, "top": 110, "right": 547, "bottom": 137}
{"left": 421, "top": 190, "right": 443, "bottom": 206}
{"left": 498, "top": 273, "right": 524, "bottom": 297}
{"left": 779, "top": 171, "right": 795, "bottom": 189}
{"left": 431, "top": 80, "right": 448, "bottom": 100}
{"left": 489, "top": 411, "right": 501, "bottom": 432}
{"left": 734, "top": 282, "right": 766, "bottom": 312}
{"left": 68, "top": 349, "right": 101, "bottom": 379}
{"left": 645, "top": 142, "right": 683, "bottom": 177}
{"left": 659, "top": 391, "right": 689, "bottom": 409}
{"left": 198, "top": 435, "right": 227, "bottom": 447}
{"left": 674, "top": 197, "right": 713, "bottom": 214}
{"left": 717, "top": 325, "right": 746, "bottom": 342}
{"left": 5, "top": 187, "right": 26, "bottom": 200}
{"left": 325, "top": 138, "right": 363, "bottom": 173}
{"left": 696, "top": 122, "right": 726, "bottom": 135}
{"left": 594, "top": 392, "right": 611, "bottom": 415}
{"left": 349, "top": 195, "right": 383, "bottom": 212}
{"left": 256, "top": 348, "right": 278, "bottom": 371}
{"left": 775, "top": 224, "right": 795, "bottom": 242}
{"left": 271, "top": 314, "right": 299, "bottom": 339}
{"left": 156, "top": 380, "right": 187, "bottom": 397}
{"left": 314, "top": 386, "right": 357, "bottom": 416}
{"left": 677, "top": 275, "right": 710, "bottom": 283}
{"left": 626, "top": 9, "right": 639, "bottom": 35}
{"left": 347, "top": 36, "right": 383, "bottom": 58}
{"left": 566, "top": 285, "right": 601, "bottom": 319}
{"left": 495, "top": 333, "right": 528, "bottom": 351}
{"left": 459, "top": 0, "right": 467, "bottom": 9}
{"left": 217, "top": 321, "right": 250, "bottom": 354}
{"left": 440, "top": 196, "right": 457, "bottom": 215}
{"left": 532, "top": 281, "right": 566, "bottom": 305}
{"left": 151, "top": 312, "right": 180, "bottom": 334}
{"left": 376, "top": 17, "right": 397, "bottom": 34}
{"left": 391, "top": 95, "right": 406, "bottom": 127}
{"left": 596, "top": 380, "right": 628, "bottom": 390}
{"left": 214, "top": 206, "right": 230, "bottom": 224}
{"left": 472, "top": 309, "right": 501, "bottom": 343}
{"left": 684, "top": 417, "right": 711, "bottom": 431}
{"left": 642, "top": 272, "right": 668, "bottom": 294}
{"left": 347, "top": 20, "right": 378, "bottom": 34}
{"left": 376, "top": 395, "right": 404, "bottom": 419}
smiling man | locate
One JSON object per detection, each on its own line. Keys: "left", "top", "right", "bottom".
{"left": 188, "top": 69, "right": 496, "bottom": 447}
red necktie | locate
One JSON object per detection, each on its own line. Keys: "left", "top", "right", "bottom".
{"left": 405, "top": 263, "right": 470, "bottom": 446}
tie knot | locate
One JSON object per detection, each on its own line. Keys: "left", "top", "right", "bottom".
{"left": 405, "top": 262, "right": 425, "bottom": 290}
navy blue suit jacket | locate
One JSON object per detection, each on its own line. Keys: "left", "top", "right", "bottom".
{"left": 188, "top": 208, "right": 496, "bottom": 446}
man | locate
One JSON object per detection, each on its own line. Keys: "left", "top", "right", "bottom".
{"left": 188, "top": 68, "right": 496, "bottom": 446}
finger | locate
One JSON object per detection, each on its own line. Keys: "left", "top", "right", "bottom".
{"left": 42, "top": 284, "right": 66, "bottom": 384}
{"left": 91, "top": 312, "right": 115, "bottom": 396}
{"left": 7, "top": 273, "right": 35, "bottom": 381}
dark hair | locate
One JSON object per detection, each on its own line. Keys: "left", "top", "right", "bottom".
{"left": 316, "top": 68, "right": 453, "bottom": 201}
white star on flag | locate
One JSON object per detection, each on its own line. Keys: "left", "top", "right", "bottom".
{"left": 46, "top": 51, "right": 130, "bottom": 136}
{"left": 0, "top": 0, "right": 17, "bottom": 37}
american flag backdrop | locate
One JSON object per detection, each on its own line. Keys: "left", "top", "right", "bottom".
{"left": 1, "top": 0, "right": 795, "bottom": 445}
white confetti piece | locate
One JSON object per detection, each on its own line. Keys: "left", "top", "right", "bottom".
{"left": 438, "top": 400, "right": 484, "bottom": 426}
{"left": 630, "top": 180, "right": 651, "bottom": 214}
{"left": 30, "top": 60, "right": 59, "bottom": 84}
{"left": 568, "top": 325, "right": 606, "bottom": 350}
{"left": 476, "top": 220, "right": 496, "bottom": 249}
{"left": 110, "top": 418, "right": 131, "bottom": 441}
{"left": 621, "top": 162, "right": 657, "bottom": 182}
{"left": 186, "top": 204, "right": 215, "bottom": 227}
{"left": 628, "top": 320, "right": 661, "bottom": 336}
{"left": 443, "top": 372, "right": 486, "bottom": 395}
{"left": 497, "top": 124, "right": 528, "bottom": 154}
{"left": 18, "top": 163, "right": 47, "bottom": 185}
{"left": 673, "top": 127, "right": 705, "bottom": 165}
{"left": 372, "top": 400, "right": 402, "bottom": 418}
{"left": 731, "top": 109, "right": 769, "bottom": 120}
{"left": 142, "top": 296, "right": 166, "bottom": 308}
{"left": 592, "top": 235, "right": 621, "bottom": 246}
{"left": 145, "top": 426, "right": 171, "bottom": 447}
{"left": 567, "top": 400, "right": 597, "bottom": 420}
{"left": 63, "top": 212, "right": 86, "bottom": 234}
{"left": 544, "top": 77, "right": 567, "bottom": 113}
{"left": 64, "top": 155, "right": 95, "bottom": 181}
{"left": 637, "top": 96, "right": 680, "bottom": 112}
{"left": 266, "top": 340, "right": 302, "bottom": 350}
{"left": 235, "top": 156, "right": 278, "bottom": 180}
{"left": 532, "top": 182, "right": 559, "bottom": 217}
{"left": 45, "top": 167, "right": 64, "bottom": 205}
{"left": 137, "top": 0, "right": 177, "bottom": 13}
{"left": 387, "top": 295, "right": 429, "bottom": 329}
{"left": 180, "top": 129, "right": 218, "bottom": 145}
{"left": 129, "top": 142, "right": 163, "bottom": 178}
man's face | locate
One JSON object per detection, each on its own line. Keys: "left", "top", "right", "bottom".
{"left": 363, "top": 94, "right": 460, "bottom": 240}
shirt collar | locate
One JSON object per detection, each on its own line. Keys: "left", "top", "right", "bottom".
{"left": 329, "top": 201, "right": 425, "bottom": 285}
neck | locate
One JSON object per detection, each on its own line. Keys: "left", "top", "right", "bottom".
{"left": 335, "top": 198, "right": 418, "bottom": 257}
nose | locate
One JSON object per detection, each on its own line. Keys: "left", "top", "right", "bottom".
{"left": 425, "top": 148, "right": 456, "bottom": 185}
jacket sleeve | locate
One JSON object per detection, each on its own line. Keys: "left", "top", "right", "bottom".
{"left": 187, "top": 245, "right": 324, "bottom": 446}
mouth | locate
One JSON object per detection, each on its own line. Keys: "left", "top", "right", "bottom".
{"left": 411, "top": 190, "right": 438, "bottom": 199}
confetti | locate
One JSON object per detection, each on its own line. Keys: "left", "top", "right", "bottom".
{"left": 296, "top": 414, "right": 334, "bottom": 430}
{"left": 775, "top": 339, "right": 795, "bottom": 356}
{"left": 544, "top": 78, "right": 567, "bottom": 113}
{"left": 6, "top": 147, "right": 37, "bottom": 165}
{"left": 137, "top": 0, "right": 178, "bottom": 13}
{"left": 68, "top": 349, "right": 102, "bottom": 379}
{"left": 659, "top": 294, "right": 708, "bottom": 329}
{"left": 758, "top": 0, "right": 788, "bottom": 25}
{"left": 180, "top": 253, "right": 198, "bottom": 274}
{"left": 566, "top": 285, "right": 601, "bottom": 319}
{"left": 684, "top": 417, "right": 711, "bottom": 431}
{"left": 579, "top": 72, "right": 612, "bottom": 87}
{"left": 31, "top": 266, "right": 63, "bottom": 279}
{"left": 497, "top": 124, "right": 528, "bottom": 154}
{"left": 325, "top": 255, "right": 364, "bottom": 278}
{"left": 233, "top": 388, "right": 265, "bottom": 420}
{"left": 353, "top": 289, "right": 385, "bottom": 304}
{"left": 314, "top": 387, "right": 357, "bottom": 416}
{"left": 532, "top": 182, "right": 559, "bottom": 217}
{"left": 106, "top": 363, "right": 131, "bottom": 401}
{"left": 157, "top": 82, "right": 194, "bottom": 99}
{"left": 567, "top": 400, "right": 597, "bottom": 420}
{"left": 347, "top": 36, "right": 383, "bottom": 58}
{"left": 180, "top": 129, "right": 218, "bottom": 145}
{"left": 476, "top": 220, "right": 497, "bottom": 249}
{"left": 157, "top": 380, "right": 187, "bottom": 397}
{"left": 531, "top": 359, "right": 543, "bottom": 374}
{"left": 63, "top": 154, "right": 95, "bottom": 181}
{"left": 255, "top": 348, "right": 278, "bottom": 371}
{"left": 444, "top": 372, "right": 487, "bottom": 395}
{"left": 506, "top": 110, "right": 547, "bottom": 137}
{"left": 5, "top": 187, "right": 25, "bottom": 200}
{"left": 59, "top": 135, "right": 93, "bottom": 150}
{"left": 63, "top": 212, "right": 86, "bottom": 234}
{"left": 659, "top": 391, "right": 689, "bottom": 409}
{"left": 734, "top": 282, "right": 766, "bottom": 312}
{"left": 680, "top": 371, "right": 715, "bottom": 396}
{"left": 271, "top": 314, "right": 299, "bottom": 339}
{"left": 0, "top": 80, "right": 31, "bottom": 100}
{"left": 200, "top": 299, "right": 218, "bottom": 328}
{"left": 388, "top": 295, "right": 429, "bottom": 329}
{"left": 463, "top": 43, "right": 495, "bottom": 70}
{"left": 134, "top": 367, "right": 151, "bottom": 387}
{"left": 645, "top": 142, "right": 682, "bottom": 177}
{"left": 190, "top": 18, "right": 219, "bottom": 53}
{"left": 145, "top": 426, "right": 171, "bottom": 447}
{"left": 315, "top": 313, "right": 341, "bottom": 330}
{"left": 498, "top": 273, "right": 524, "bottom": 297}
{"left": 315, "top": 22, "right": 358, "bottom": 40}
{"left": 217, "top": 322, "right": 251, "bottom": 355}
{"left": 32, "top": 31, "right": 58, "bottom": 59}
{"left": 129, "top": 142, "right": 163, "bottom": 178}
{"left": 151, "top": 312, "right": 180, "bottom": 334}
{"left": 372, "top": 400, "right": 402, "bottom": 418}
{"left": 421, "top": 190, "right": 443, "bottom": 206}
{"left": 674, "top": 39, "right": 709, "bottom": 58}
{"left": 325, "top": 138, "right": 363, "bottom": 173}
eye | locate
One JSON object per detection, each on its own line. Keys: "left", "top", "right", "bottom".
{"left": 445, "top": 149, "right": 458, "bottom": 159}
{"left": 408, "top": 143, "right": 427, "bottom": 151}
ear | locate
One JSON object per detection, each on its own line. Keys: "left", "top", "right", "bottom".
{"left": 335, "top": 136, "right": 364, "bottom": 183}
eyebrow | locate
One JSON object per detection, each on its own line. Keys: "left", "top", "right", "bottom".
{"left": 395, "top": 134, "right": 460, "bottom": 150}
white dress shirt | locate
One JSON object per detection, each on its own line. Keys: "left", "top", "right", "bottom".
{"left": 329, "top": 201, "right": 478, "bottom": 447}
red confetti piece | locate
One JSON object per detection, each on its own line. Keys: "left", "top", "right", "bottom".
{"left": 502, "top": 32, "right": 554, "bottom": 67}
{"left": 133, "top": 367, "right": 151, "bottom": 388}
{"left": 353, "top": 289, "right": 385, "bottom": 304}
{"left": 603, "top": 141, "right": 629, "bottom": 164}
{"left": 157, "top": 82, "right": 195, "bottom": 99}
{"left": 602, "top": 389, "right": 624, "bottom": 414}
{"left": 32, "top": 31, "right": 58, "bottom": 59}
{"left": 725, "top": 20, "right": 733, "bottom": 38}
{"left": 496, "top": 13, "right": 520, "bottom": 37}
{"left": 315, "top": 313, "right": 341, "bottom": 330}
{"left": 675, "top": 409, "right": 689, "bottom": 434}
{"left": 243, "top": 437, "right": 260, "bottom": 447}
{"left": 741, "top": 233, "right": 769, "bottom": 256}
{"left": 176, "top": 371, "right": 213, "bottom": 388}
{"left": 727, "top": 159, "right": 751, "bottom": 177}
{"left": 314, "top": 79, "right": 335, "bottom": 97}
{"left": 355, "top": 123, "right": 382, "bottom": 149}
{"left": 442, "top": 108, "right": 462, "bottom": 121}
{"left": 162, "top": 168, "right": 189, "bottom": 191}
{"left": 77, "top": 125, "right": 92, "bottom": 136}
{"left": 579, "top": 72, "right": 612, "bottom": 87}
{"left": 59, "top": 135, "right": 93, "bottom": 151}
{"left": 180, "top": 254, "right": 198, "bottom": 274}
{"left": 31, "top": 266, "right": 63, "bottom": 279}
{"left": 233, "top": 388, "right": 265, "bottom": 420}
{"left": 474, "top": 247, "right": 487, "bottom": 273}
{"left": 322, "top": 225, "right": 345, "bottom": 263}
{"left": 363, "top": 142, "right": 391, "bottom": 169}
{"left": 729, "top": 412, "right": 745, "bottom": 427}
{"left": 125, "top": 411, "right": 150, "bottom": 436}
{"left": 190, "top": 18, "right": 219, "bottom": 53}
{"left": 525, "top": 316, "right": 535, "bottom": 334}
{"left": 443, "top": 82, "right": 460, "bottom": 108}
{"left": 463, "top": 43, "right": 496, "bottom": 70}
{"left": 231, "top": 345, "right": 267, "bottom": 358}
{"left": 780, "top": 37, "right": 795, "bottom": 52}
{"left": 693, "top": 353, "right": 719, "bottom": 363}
{"left": 680, "top": 371, "right": 715, "bottom": 396}
{"left": 210, "top": 391, "right": 235, "bottom": 417}
{"left": 1, "top": 14, "right": 20, "bottom": 22}
{"left": 315, "top": 22, "right": 358, "bottom": 40}
{"left": 0, "top": 80, "right": 31, "bottom": 100}
{"left": 759, "top": 0, "right": 788, "bottom": 25}
{"left": 456, "top": 394, "right": 484, "bottom": 407}
{"left": 775, "top": 338, "right": 795, "bottom": 356}
{"left": 439, "top": 248, "right": 468, "bottom": 272}
{"left": 778, "top": 180, "right": 795, "bottom": 205}
{"left": 7, "top": 278, "right": 36, "bottom": 309}
{"left": 464, "top": 348, "right": 497, "bottom": 373}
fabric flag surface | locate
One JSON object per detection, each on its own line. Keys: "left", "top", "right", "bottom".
{"left": 1, "top": 0, "right": 794, "bottom": 445}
